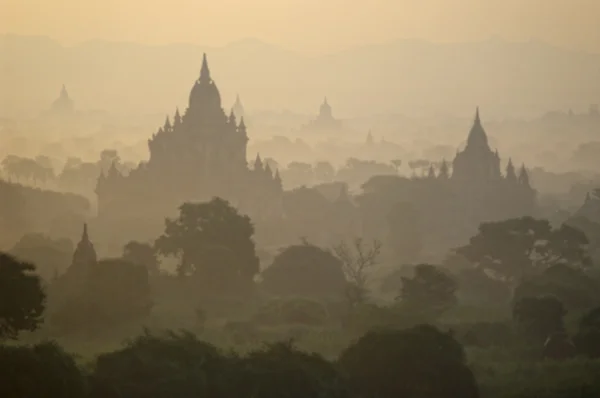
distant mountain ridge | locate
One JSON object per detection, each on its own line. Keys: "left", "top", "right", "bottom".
{"left": 1, "top": 35, "right": 599, "bottom": 119}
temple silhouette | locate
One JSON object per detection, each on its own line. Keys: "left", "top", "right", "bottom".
{"left": 360, "top": 108, "right": 536, "bottom": 257}
{"left": 95, "top": 54, "right": 283, "bottom": 239}
{"left": 50, "top": 84, "right": 74, "bottom": 116}
{"left": 301, "top": 97, "right": 343, "bottom": 133}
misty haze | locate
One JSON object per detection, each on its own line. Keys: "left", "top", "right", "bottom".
{"left": 2, "top": 1, "right": 600, "bottom": 397}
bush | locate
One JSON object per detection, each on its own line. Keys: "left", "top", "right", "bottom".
{"left": 89, "top": 330, "right": 229, "bottom": 398}
{"left": 232, "top": 341, "right": 350, "bottom": 398}
{"left": 260, "top": 244, "right": 347, "bottom": 299}
{"left": 0, "top": 341, "right": 86, "bottom": 398}
{"left": 339, "top": 324, "right": 480, "bottom": 398}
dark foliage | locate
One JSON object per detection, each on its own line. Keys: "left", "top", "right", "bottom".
{"left": 261, "top": 243, "right": 347, "bottom": 298}
{"left": 512, "top": 296, "right": 566, "bottom": 344}
{"left": 339, "top": 324, "right": 480, "bottom": 398}
{"left": 457, "top": 217, "right": 591, "bottom": 283}
{"left": 232, "top": 341, "right": 351, "bottom": 398}
{"left": 155, "top": 197, "right": 259, "bottom": 294}
{"left": 513, "top": 264, "right": 600, "bottom": 311}
{"left": 398, "top": 263, "right": 458, "bottom": 320}
{"left": 50, "top": 259, "right": 152, "bottom": 334}
{"left": 90, "top": 330, "right": 230, "bottom": 398}
{"left": 0, "top": 341, "right": 86, "bottom": 398}
{"left": 0, "top": 253, "right": 45, "bottom": 339}
{"left": 573, "top": 306, "right": 600, "bottom": 358}
{"left": 10, "top": 233, "right": 73, "bottom": 281}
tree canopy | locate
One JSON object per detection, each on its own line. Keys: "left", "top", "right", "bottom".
{"left": 260, "top": 243, "right": 346, "bottom": 298}
{"left": 155, "top": 197, "right": 259, "bottom": 294}
{"left": 0, "top": 253, "right": 46, "bottom": 339}
{"left": 456, "top": 217, "right": 591, "bottom": 283}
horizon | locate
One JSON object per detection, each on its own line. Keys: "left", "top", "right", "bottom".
{"left": 3, "top": 0, "right": 600, "bottom": 55}
{"left": 3, "top": 32, "right": 600, "bottom": 57}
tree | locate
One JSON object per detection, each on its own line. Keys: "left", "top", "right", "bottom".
{"left": 260, "top": 243, "right": 347, "bottom": 298}
{"left": 155, "top": 197, "right": 259, "bottom": 294}
{"left": 391, "top": 159, "right": 402, "bottom": 173}
{"left": 0, "top": 253, "right": 45, "bottom": 339}
{"left": 513, "top": 295, "right": 566, "bottom": 344}
{"left": 333, "top": 238, "right": 381, "bottom": 305}
{"left": 398, "top": 264, "right": 458, "bottom": 320}
{"left": 314, "top": 161, "right": 336, "bottom": 182}
{"left": 10, "top": 233, "right": 73, "bottom": 281}
{"left": 456, "top": 217, "right": 591, "bottom": 283}
{"left": 234, "top": 341, "right": 350, "bottom": 398}
{"left": 0, "top": 342, "right": 86, "bottom": 398}
{"left": 513, "top": 264, "right": 600, "bottom": 311}
{"left": 122, "top": 241, "right": 159, "bottom": 275}
{"left": 339, "top": 324, "right": 479, "bottom": 398}
{"left": 89, "top": 330, "right": 228, "bottom": 398}
{"left": 50, "top": 259, "right": 152, "bottom": 333}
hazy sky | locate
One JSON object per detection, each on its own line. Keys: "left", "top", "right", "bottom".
{"left": 2, "top": 0, "right": 600, "bottom": 53}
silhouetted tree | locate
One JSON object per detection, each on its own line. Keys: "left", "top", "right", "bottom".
{"left": 513, "top": 295, "right": 566, "bottom": 344}
{"left": 398, "top": 264, "right": 458, "bottom": 320}
{"left": 0, "top": 253, "right": 45, "bottom": 339}
{"left": 155, "top": 197, "right": 259, "bottom": 294}
{"left": 50, "top": 259, "right": 152, "bottom": 333}
{"left": 513, "top": 264, "right": 600, "bottom": 311}
{"left": 574, "top": 306, "right": 600, "bottom": 358}
{"left": 457, "top": 217, "right": 591, "bottom": 283}
{"left": 314, "top": 161, "right": 336, "bottom": 182}
{"left": 89, "top": 330, "right": 228, "bottom": 398}
{"left": 339, "top": 324, "right": 479, "bottom": 398}
{"left": 333, "top": 238, "right": 381, "bottom": 305}
{"left": 235, "top": 341, "right": 350, "bottom": 398}
{"left": 10, "top": 233, "right": 73, "bottom": 281}
{"left": 122, "top": 240, "right": 159, "bottom": 275}
{"left": 0, "top": 342, "right": 86, "bottom": 398}
{"left": 260, "top": 243, "right": 346, "bottom": 299}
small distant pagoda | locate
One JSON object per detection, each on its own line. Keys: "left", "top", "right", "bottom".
{"left": 232, "top": 94, "right": 245, "bottom": 121}
{"left": 50, "top": 84, "right": 74, "bottom": 115}
{"left": 301, "top": 97, "right": 342, "bottom": 133}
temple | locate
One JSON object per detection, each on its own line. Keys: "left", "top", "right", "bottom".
{"left": 50, "top": 84, "right": 74, "bottom": 115}
{"left": 301, "top": 97, "right": 343, "bottom": 133}
{"left": 95, "top": 54, "right": 283, "bottom": 241}
{"left": 360, "top": 107, "right": 536, "bottom": 256}
{"left": 232, "top": 94, "right": 245, "bottom": 121}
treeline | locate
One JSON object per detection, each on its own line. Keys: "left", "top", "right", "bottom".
{"left": 0, "top": 180, "right": 89, "bottom": 246}
{"left": 3, "top": 325, "right": 600, "bottom": 398}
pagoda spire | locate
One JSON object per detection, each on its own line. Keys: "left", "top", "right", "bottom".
{"left": 518, "top": 164, "right": 530, "bottom": 187}
{"left": 82, "top": 223, "right": 89, "bottom": 242}
{"left": 199, "top": 53, "right": 211, "bottom": 84}
{"left": 438, "top": 159, "right": 449, "bottom": 179}
{"left": 466, "top": 106, "right": 489, "bottom": 149}
{"left": 173, "top": 108, "right": 181, "bottom": 127}
{"left": 505, "top": 158, "right": 517, "bottom": 182}
{"left": 254, "top": 153, "right": 263, "bottom": 170}
{"left": 164, "top": 115, "right": 172, "bottom": 131}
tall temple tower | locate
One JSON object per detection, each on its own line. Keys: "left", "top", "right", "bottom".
{"left": 96, "top": 54, "right": 282, "bottom": 238}
{"left": 232, "top": 94, "right": 245, "bottom": 120}
{"left": 452, "top": 107, "right": 501, "bottom": 185}
{"left": 50, "top": 84, "right": 74, "bottom": 115}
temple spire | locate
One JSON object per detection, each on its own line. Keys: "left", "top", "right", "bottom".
{"left": 82, "top": 223, "right": 89, "bottom": 242}
{"left": 505, "top": 158, "right": 517, "bottom": 182}
{"left": 254, "top": 153, "right": 263, "bottom": 170}
{"left": 466, "top": 106, "right": 489, "bottom": 149}
{"left": 200, "top": 53, "right": 211, "bottom": 84}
